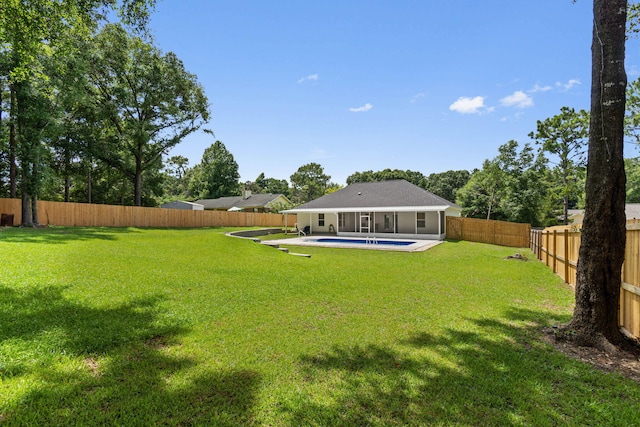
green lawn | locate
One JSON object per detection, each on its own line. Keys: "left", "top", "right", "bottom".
{"left": 1, "top": 227, "right": 638, "bottom": 426}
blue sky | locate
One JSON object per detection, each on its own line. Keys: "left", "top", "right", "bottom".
{"left": 149, "top": 0, "right": 639, "bottom": 185}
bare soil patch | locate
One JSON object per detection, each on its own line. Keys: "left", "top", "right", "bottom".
{"left": 542, "top": 327, "right": 640, "bottom": 383}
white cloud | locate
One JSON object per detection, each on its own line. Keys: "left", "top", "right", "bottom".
{"left": 297, "top": 73, "right": 319, "bottom": 84}
{"left": 556, "top": 79, "right": 581, "bottom": 91}
{"left": 349, "top": 103, "right": 373, "bottom": 113}
{"left": 449, "top": 96, "right": 489, "bottom": 114}
{"left": 529, "top": 83, "right": 552, "bottom": 93}
{"left": 500, "top": 91, "right": 534, "bottom": 109}
{"left": 410, "top": 92, "right": 426, "bottom": 103}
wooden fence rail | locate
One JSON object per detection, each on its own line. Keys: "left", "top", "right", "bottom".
{"left": 530, "top": 225, "right": 640, "bottom": 339}
{"left": 0, "top": 198, "right": 297, "bottom": 229}
{"left": 446, "top": 217, "right": 531, "bottom": 248}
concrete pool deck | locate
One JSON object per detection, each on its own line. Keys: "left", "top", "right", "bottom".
{"left": 272, "top": 236, "right": 443, "bottom": 252}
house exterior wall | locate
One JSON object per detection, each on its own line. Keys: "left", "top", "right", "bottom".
{"left": 396, "top": 212, "right": 415, "bottom": 234}
{"left": 419, "top": 211, "right": 440, "bottom": 234}
{"left": 265, "top": 195, "right": 292, "bottom": 211}
{"left": 292, "top": 208, "right": 460, "bottom": 240}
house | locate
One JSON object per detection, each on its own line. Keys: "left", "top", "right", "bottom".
{"left": 160, "top": 201, "right": 204, "bottom": 210}
{"left": 194, "top": 190, "right": 292, "bottom": 213}
{"left": 283, "top": 180, "right": 461, "bottom": 240}
{"left": 568, "top": 203, "right": 640, "bottom": 224}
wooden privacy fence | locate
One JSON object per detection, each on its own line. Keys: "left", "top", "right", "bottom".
{"left": 446, "top": 217, "right": 531, "bottom": 248}
{"left": 530, "top": 224, "right": 640, "bottom": 339}
{"left": 0, "top": 198, "right": 297, "bottom": 229}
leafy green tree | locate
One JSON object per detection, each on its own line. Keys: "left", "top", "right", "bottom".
{"left": 85, "top": 24, "right": 209, "bottom": 206}
{"left": 346, "top": 168, "right": 427, "bottom": 188}
{"left": 324, "top": 182, "right": 343, "bottom": 195}
{"left": 246, "top": 172, "right": 290, "bottom": 197}
{"left": 290, "top": 162, "right": 330, "bottom": 204}
{"left": 457, "top": 140, "right": 549, "bottom": 225}
{"left": 159, "top": 155, "right": 190, "bottom": 202}
{"left": 423, "top": 170, "right": 470, "bottom": 203}
{"left": 456, "top": 164, "right": 505, "bottom": 221}
{"left": 264, "top": 178, "right": 291, "bottom": 197}
{"left": 189, "top": 139, "right": 240, "bottom": 199}
{"left": 345, "top": 170, "right": 375, "bottom": 184}
{"left": 0, "top": 0, "right": 156, "bottom": 223}
{"left": 626, "top": 157, "right": 640, "bottom": 202}
{"left": 529, "top": 107, "right": 589, "bottom": 224}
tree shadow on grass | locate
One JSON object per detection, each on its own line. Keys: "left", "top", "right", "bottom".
{"left": 0, "top": 227, "right": 138, "bottom": 244}
{"left": 0, "top": 286, "right": 261, "bottom": 426}
{"left": 293, "top": 307, "right": 640, "bottom": 426}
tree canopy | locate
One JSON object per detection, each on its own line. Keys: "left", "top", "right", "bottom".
{"left": 456, "top": 141, "right": 550, "bottom": 226}
{"left": 188, "top": 139, "right": 240, "bottom": 199}
{"left": 290, "top": 162, "right": 331, "bottom": 204}
{"left": 84, "top": 24, "right": 209, "bottom": 205}
{"left": 529, "top": 107, "right": 589, "bottom": 225}
{"left": 0, "top": 0, "right": 158, "bottom": 223}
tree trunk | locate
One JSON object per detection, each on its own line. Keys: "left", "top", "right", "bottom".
{"left": 134, "top": 167, "right": 142, "bottom": 206}
{"left": 31, "top": 194, "right": 39, "bottom": 226}
{"left": 65, "top": 175, "right": 71, "bottom": 202}
{"left": 9, "top": 85, "right": 17, "bottom": 198}
{"left": 21, "top": 192, "right": 33, "bottom": 227}
{"left": 570, "top": 0, "right": 627, "bottom": 350}
{"left": 0, "top": 83, "right": 3, "bottom": 192}
{"left": 64, "top": 142, "right": 71, "bottom": 202}
{"left": 87, "top": 163, "right": 92, "bottom": 204}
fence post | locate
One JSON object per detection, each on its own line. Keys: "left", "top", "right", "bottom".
{"left": 544, "top": 231, "right": 548, "bottom": 266}
{"left": 538, "top": 231, "right": 542, "bottom": 260}
{"left": 564, "top": 229, "right": 569, "bottom": 284}
{"left": 552, "top": 230, "right": 557, "bottom": 273}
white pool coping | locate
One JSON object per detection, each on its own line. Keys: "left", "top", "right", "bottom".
{"left": 273, "top": 236, "right": 443, "bottom": 252}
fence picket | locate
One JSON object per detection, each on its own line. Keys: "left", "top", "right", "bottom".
{"left": 445, "top": 217, "right": 530, "bottom": 248}
{"left": 530, "top": 225, "right": 640, "bottom": 339}
{"left": 0, "top": 198, "right": 296, "bottom": 229}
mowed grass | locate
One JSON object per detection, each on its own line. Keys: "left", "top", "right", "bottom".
{"left": 1, "top": 227, "right": 639, "bottom": 426}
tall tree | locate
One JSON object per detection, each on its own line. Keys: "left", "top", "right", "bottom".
{"left": 346, "top": 169, "right": 427, "bottom": 188}
{"left": 189, "top": 138, "right": 240, "bottom": 199}
{"left": 290, "top": 162, "right": 330, "bottom": 204}
{"left": 0, "top": 0, "right": 156, "bottom": 223}
{"left": 246, "top": 172, "right": 290, "bottom": 196}
{"left": 569, "top": 0, "right": 628, "bottom": 350}
{"left": 456, "top": 140, "right": 549, "bottom": 225}
{"left": 86, "top": 24, "right": 209, "bottom": 206}
{"left": 160, "top": 155, "right": 190, "bottom": 202}
{"left": 529, "top": 107, "right": 589, "bottom": 224}
{"left": 424, "top": 170, "right": 470, "bottom": 203}
{"left": 625, "top": 157, "right": 640, "bottom": 202}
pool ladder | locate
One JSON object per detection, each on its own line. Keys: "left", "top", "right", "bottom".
{"left": 365, "top": 236, "right": 378, "bottom": 245}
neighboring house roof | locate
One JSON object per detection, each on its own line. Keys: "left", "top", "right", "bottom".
{"left": 627, "top": 203, "right": 640, "bottom": 220}
{"left": 285, "top": 180, "right": 461, "bottom": 213}
{"left": 567, "top": 204, "right": 640, "bottom": 224}
{"left": 195, "top": 193, "right": 291, "bottom": 210}
{"left": 160, "top": 201, "right": 204, "bottom": 210}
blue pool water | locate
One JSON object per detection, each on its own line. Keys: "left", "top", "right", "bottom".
{"left": 313, "top": 238, "right": 415, "bottom": 246}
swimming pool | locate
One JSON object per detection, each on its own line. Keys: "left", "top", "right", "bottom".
{"left": 312, "top": 237, "right": 414, "bottom": 246}
{"left": 277, "top": 236, "right": 443, "bottom": 252}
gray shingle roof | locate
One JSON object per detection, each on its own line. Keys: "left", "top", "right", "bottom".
{"left": 195, "top": 194, "right": 288, "bottom": 210}
{"left": 287, "top": 180, "right": 460, "bottom": 212}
